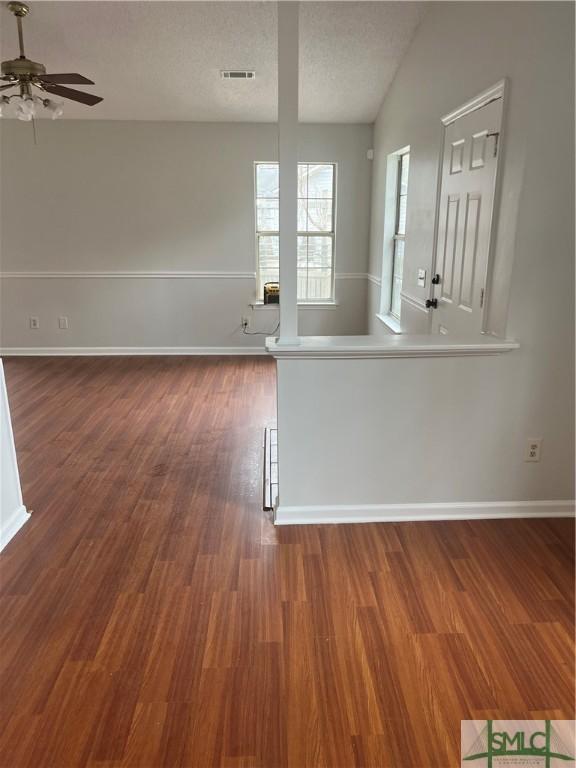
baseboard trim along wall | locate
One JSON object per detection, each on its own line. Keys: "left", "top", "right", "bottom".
{"left": 0, "top": 347, "right": 269, "bottom": 356}
{"left": 274, "top": 500, "right": 575, "bottom": 525}
{"left": 0, "top": 504, "right": 30, "bottom": 552}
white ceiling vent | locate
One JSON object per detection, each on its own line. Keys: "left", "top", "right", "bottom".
{"left": 220, "top": 70, "right": 256, "bottom": 80}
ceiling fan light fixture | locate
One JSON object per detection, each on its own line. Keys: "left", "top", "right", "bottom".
{"left": 43, "top": 98, "right": 63, "bottom": 119}
{"left": 0, "top": 93, "right": 64, "bottom": 120}
{"left": 13, "top": 94, "right": 35, "bottom": 121}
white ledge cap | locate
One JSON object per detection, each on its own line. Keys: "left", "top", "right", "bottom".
{"left": 265, "top": 334, "right": 519, "bottom": 359}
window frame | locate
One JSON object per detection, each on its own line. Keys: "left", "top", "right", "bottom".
{"left": 379, "top": 145, "right": 410, "bottom": 328}
{"left": 254, "top": 161, "right": 337, "bottom": 304}
{"left": 390, "top": 150, "right": 409, "bottom": 320}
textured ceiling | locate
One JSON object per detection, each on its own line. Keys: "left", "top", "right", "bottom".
{"left": 0, "top": 1, "right": 426, "bottom": 123}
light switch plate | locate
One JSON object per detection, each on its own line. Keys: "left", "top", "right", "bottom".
{"left": 417, "top": 269, "right": 427, "bottom": 288}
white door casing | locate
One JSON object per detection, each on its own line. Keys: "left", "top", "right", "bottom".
{"left": 431, "top": 82, "right": 505, "bottom": 335}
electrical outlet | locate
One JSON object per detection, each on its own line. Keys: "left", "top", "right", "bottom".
{"left": 241, "top": 316, "right": 250, "bottom": 330}
{"left": 58, "top": 316, "right": 69, "bottom": 330}
{"left": 29, "top": 316, "right": 39, "bottom": 329}
{"left": 525, "top": 438, "right": 542, "bottom": 462}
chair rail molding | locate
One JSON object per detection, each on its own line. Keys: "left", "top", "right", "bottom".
{"left": 401, "top": 291, "right": 430, "bottom": 314}
{"left": 0, "top": 271, "right": 257, "bottom": 280}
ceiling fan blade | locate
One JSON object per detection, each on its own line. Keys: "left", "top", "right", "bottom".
{"left": 41, "top": 83, "right": 103, "bottom": 106}
{"left": 38, "top": 73, "right": 95, "bottom": 85}
{"left": 0, "top": 83, "right": 17, "bottom": 91}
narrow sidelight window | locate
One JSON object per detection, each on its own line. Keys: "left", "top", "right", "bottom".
{"left": 390, "top": 150, "right": 409, "bottom": 319}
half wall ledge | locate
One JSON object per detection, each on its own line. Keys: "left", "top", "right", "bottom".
{"left": 265, "top": 334, "right": 519, "bottom": 359}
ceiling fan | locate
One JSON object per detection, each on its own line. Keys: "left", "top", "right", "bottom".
{"left": 1, "top": 1, "right": 103, "bottom": 120}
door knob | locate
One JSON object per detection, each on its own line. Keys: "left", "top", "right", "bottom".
{"left": 431, "top": 274, "right": 441, "bottom": 285}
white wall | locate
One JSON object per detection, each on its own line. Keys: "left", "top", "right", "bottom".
{"left": 0, "top": 361, "right": 29, "bottom": 549}
{"left": 0, "top": 121, "right": 372, "bottom": 351}
{"left": 275, "top": 1, "right": 574, "bottom": 518}
{"left": 276, "top": 351, "right": 574, "bottom": 512}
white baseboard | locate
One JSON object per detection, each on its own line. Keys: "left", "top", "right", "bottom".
{"left": 0, "top": 346, "right": 268, "bottom": 356}
{"left": 274, "top": 500, "right": 575, "bottom": 525}
{"left": 0, "top": 504, "right": 31, "bottom": 551}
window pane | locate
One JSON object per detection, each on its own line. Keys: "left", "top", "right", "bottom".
{"left": 306, "top": 164, "right": 334, "bottom": 199}
{"left": 297, "top": 236, "right": 308, "bottom": 269}
{"left": 256, "top": 164, "right": 279, "bottom": 198}
{"left": 298, "top": 199, "right": 308, "bottom": 232}
{"left": 306, "top": 235, "right": 333, "bottom": 270}
{"left": 302, "top": 272, "right": 332, "bottom": 301}
{"left": 391, "top": 276, "right": 402, "bottom": 319}
{"left": 393, "top": 239, "right": 404, "bottom": 279}
{"left": 257, "top": 198, "right": 279, "bottom": 231}
{"left": 400, "top": 153, "right": 409, "bottom": 195}
{"left": 305, "top": 199, "right": 333, "bottom": 233}
{"left": 297, "top": 235, "right": 333, "bottom": 301}
{"left": 298, "top": 164, "right": 309, "bottom": 198}
{"left": 258, "top": 235, "right": 279, "bottom": 292}
{"left": 397, "top": 194, "right": 407, "bottom": 235}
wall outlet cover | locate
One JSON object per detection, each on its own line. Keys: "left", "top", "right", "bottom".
{"left": 525, "top": 438, "right": 542, "bottom": 462}
{"left": 29, "top": 316, "right": 40, "bottom": 329}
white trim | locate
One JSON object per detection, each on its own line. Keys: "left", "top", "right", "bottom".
{"left": 275, "top": 500, "right": 575, "bottom": 525}
{"left": 250, "top": 301, "right": 339, "bottom": 310}
{"left": 0, "top": 271, "right": 256, "bottom": 280}
{"left": 266, "top": 334, "right": 519, "bottom": 359}
{"left": 367, "top": 273, "right": 382, "bottom": 287}
{"left": 401, "top": 291, "right": 430, "bottom": 314}
{"left": 1, "top": 347, "right": 268, "bottom": 356}
{"left": 336, "top": 273, "right": 368, "bottom": 280}
{"left": 376, "top": 313, "right": 402, "bottom": 334}
{"left": 0, "top": 504, "right": 30, "bottom": 551}
{"left": 1, "top": 271, "right": 378, "bottom": 284}
{"left": 442, "top": 79, "right": 506, "bottom": 126}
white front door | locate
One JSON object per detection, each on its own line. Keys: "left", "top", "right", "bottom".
{"left": 431, "top": 96, "right": 503, "bottom": 334}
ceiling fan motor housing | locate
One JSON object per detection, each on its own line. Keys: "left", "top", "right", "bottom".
{"left": 1, "top": 58, "right": 47, "bottom": 78}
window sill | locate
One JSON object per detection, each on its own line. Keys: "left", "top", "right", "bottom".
{"left": 250, "top": 301, "right": 339, "bottom": 310}
{"left": 376, "top": 313, "right": 402, "bottom": 334}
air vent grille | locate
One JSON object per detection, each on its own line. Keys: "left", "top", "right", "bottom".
{"left": 220, "top": 70, "right": 256, "bottom": 80}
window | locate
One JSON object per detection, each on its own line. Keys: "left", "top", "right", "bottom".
{"left": 390, "top": 151, "right": 409, "bottom": 319}
{"left": 255, "top": 162, "right": 336, "bottom": 302}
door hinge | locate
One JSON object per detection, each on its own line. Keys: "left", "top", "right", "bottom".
{"left": 480, "top": 288, "right": 485, "bottom": 308}
{"left": 487, "top": 131, "right": 500, "bottom": 158}
{"left": 425, "top": 298, "right": 438, "bottom": 309}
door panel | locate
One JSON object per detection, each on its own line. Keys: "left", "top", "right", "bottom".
{"left": 459, "top": 193, "right": 481, "bottom": 310}
{"left": 440, "top": 194, "right": 460, "bottom": 303}
{"left": 432, "top": 98, "right": 502, "bottom": 334}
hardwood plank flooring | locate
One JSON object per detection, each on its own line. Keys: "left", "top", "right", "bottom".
{"left": 0, "top": 356, "right": 574, "bottom": 768}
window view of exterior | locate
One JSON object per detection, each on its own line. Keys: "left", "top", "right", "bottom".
{"left": 255, "top": 162, "right": 336, "bottom": 301}
{"left": 391, "top": 151, "right": 409, "bottom": 319}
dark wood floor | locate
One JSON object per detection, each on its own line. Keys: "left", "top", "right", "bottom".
{"left": 1, "top": 356, "right": 574, "bottom": 768}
